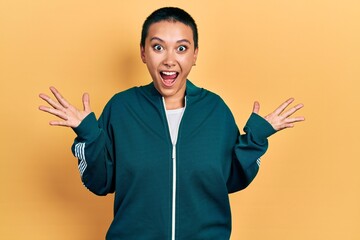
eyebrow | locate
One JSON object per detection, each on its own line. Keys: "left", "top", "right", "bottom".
{"left": 150, "top": 37, "right": 192, "bottom": 45}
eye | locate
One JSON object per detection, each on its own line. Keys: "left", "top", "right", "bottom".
{"left": 177, "top": 45, "right": 187, "bottom": 52}
{"left": 153, "top": 44, "right": 163, "bottom": 51}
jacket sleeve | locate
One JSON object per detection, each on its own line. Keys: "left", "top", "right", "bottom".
{"left": 227, "top": 113, "right": 276, "bottom": 193}
{"left": 71, "top": 111, "right": 115, "bottom": 196}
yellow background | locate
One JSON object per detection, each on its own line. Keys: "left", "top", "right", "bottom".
{"left": 1, "top": 0, "right": 359, "bottom": 239}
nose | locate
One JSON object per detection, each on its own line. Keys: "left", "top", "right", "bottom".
{"left": 163, "top": 52, "right": 176, "bottom": 68}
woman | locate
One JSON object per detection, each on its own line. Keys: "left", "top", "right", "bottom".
{"left": 39, "top": 7, "right": 304, "bottom": 240}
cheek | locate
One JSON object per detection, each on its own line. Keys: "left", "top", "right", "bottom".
{"left": 145, "top": 59, "right": 159, "bottom": 73}
{"left": 149, "top": 51, "right": 164, "bottom": 62}
{"left": 184, "top": 53, "right": 196, "bottom": 64}
{"left": 180, "top": 57, "right": 194, "bottom": 71}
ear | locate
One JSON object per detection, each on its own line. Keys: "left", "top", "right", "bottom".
{"left": 193, "top": 47, "right": 199, "bottom": 65}
{"left": 140, "top": 45, "right": 146, "bottom": 63}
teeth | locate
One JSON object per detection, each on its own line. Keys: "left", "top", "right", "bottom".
{"left": 161, "top": 71, "right": 176, "bottom": 75}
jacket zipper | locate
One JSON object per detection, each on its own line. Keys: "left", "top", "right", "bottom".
{"left": 171, "top": 144, "right": 176, "bottom": 240}
{"left": 161, "top": 97, "right": 186, "bottom": 240}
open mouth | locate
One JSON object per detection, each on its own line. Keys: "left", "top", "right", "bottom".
{"left": 160, "top": 71, "right": 179, "bottom": 87}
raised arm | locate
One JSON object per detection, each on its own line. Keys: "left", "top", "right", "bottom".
{"left": 39, "top": 87, "right": 114, "bottom": 195}
{"left": 39, "top": 86, "right": 91, "bottom": 128}
{"left": 227, "top": 98, "right": 305, "bottom": 192}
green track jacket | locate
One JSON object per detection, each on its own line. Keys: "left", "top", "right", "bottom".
{"left": 72, "top": 80, "right": 276, "bottom": 240}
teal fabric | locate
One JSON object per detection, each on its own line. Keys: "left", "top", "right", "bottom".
{"left": 72, "top": 80, "right": 276, "bottom": 240}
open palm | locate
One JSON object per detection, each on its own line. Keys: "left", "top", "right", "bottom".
{"left": 252, "top": 98, "right": 305, "bottom": 131}
{"left": 39, "top": 87, "right": 91, "bottom": 128}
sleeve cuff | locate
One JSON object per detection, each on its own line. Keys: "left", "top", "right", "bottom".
{"left": 244, "top": 113, "right": 277, "bottom": 142}
{"left": 72, "top": 112, "right": 100, "bottom": 141}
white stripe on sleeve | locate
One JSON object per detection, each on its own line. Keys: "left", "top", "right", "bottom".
{"left": 74, "top": 142, "right": 87, "bottom": 177}
{"left": 256, "top": 158, "right": 261, "bottom": 166}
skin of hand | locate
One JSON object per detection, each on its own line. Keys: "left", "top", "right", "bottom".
{"left": 252, "top": 98, "right": 305, "bottom": 131}
{"left": 38, "top": 86, "right": 91, "bottom": 128}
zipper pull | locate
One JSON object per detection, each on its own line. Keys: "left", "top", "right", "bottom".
{"left": 172, "top": 145, "right": 176, "bottom": 159}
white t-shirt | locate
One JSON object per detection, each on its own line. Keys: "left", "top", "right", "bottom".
{"left": 165, "top": 107, "right": 185, "bottom": 145}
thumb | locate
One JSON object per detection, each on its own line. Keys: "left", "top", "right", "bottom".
{"left": 252, "top": 101, "right": 260, "bottom": 114}
{"left": 82, "top": 93, "right": 91, "bottom": 112}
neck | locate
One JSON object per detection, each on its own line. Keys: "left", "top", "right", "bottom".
{"left": 164, "top": 96, "right": 185, "bottom": 110}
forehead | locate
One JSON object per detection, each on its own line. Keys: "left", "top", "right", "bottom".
{"left": 147, "top": 20, "right": 194, "bottom": 43}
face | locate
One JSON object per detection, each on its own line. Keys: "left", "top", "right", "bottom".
{"left": 141, "top": 20, "right": 198, "bottom": 106}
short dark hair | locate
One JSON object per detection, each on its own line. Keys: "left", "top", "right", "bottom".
{"left": 140, "top": 7, "right": 198, "bottom": 49}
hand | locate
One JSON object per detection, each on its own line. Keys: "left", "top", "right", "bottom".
{"left": 39, "top": 86, "right": 91, "bottom": 128}
{"left": 252, "top": 98, "right": 305, "bottom": 131}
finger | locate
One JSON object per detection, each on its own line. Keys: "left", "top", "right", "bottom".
{"left": 274, "top": 98, "right": 294, "bottom": 115}
{"left": 285, "top": 116, "right": 305, "bottom": 124}
{"left": 82, "top": 93, "right": 91, "bottom": 112}
{"left": 252, "top": 101, "right": 260, "bottom": 114}
{"left": 49, "top": 120, "right": 72, "bottom": 127}
{"left": 281, "top": 123, "right": 294, "bottom": 129}
{"left": 278, "top": 117, "right": 305, "bottom": 131}
{"left": 282, "top": 103, "right": 304, "bottom": 118}
{"left": 39, "top": 93, "right": 65, "bottom": 110}
{"left": 50, "top": 86, "right": 71, "bottom": 109}
{"left": 39, "top": 105, "right": 69, "bottom": 120}
{"left": 274, "top": 122, "right": 295, "bottom": 131}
